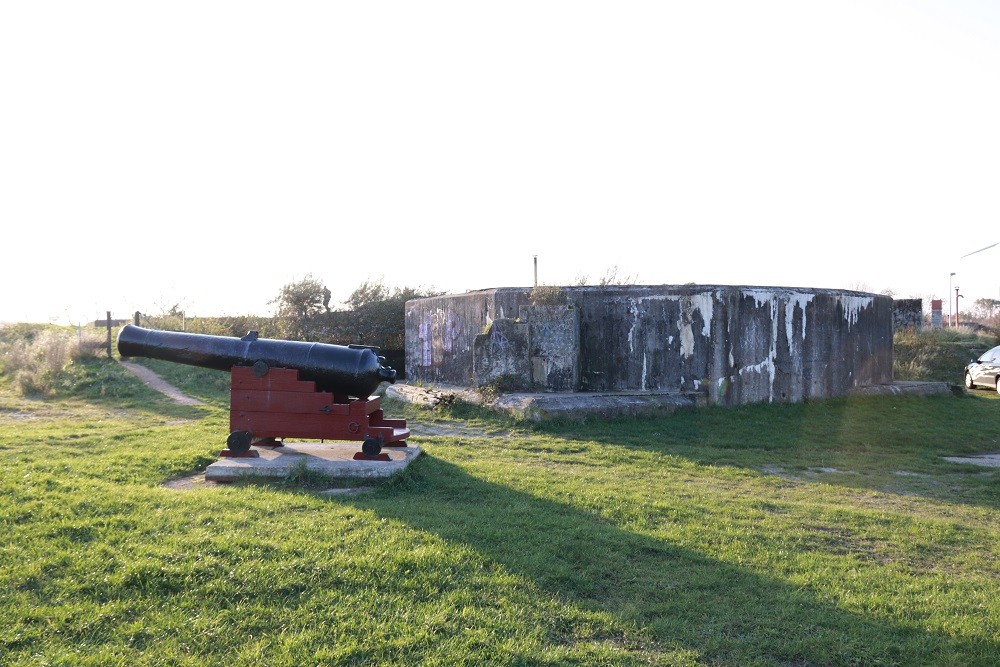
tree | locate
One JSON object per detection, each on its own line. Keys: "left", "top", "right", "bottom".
{"left": 972, "top": 298, "right": 1000, "bottom": 322}
{"left": 339, "top": 279, "right": 443, "bottom": 349}
{"left": 271, "top": 276, "right": 443, "bottom": 347}
{"left": 271, "top": 275, "right": 331, "bottom": 340}
{"left": 346, "top": 280, "right": 391, "bottom": 310}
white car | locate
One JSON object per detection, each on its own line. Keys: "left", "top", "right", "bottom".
{"left": 965, "top": 344, "right": 1000, "bottom": 394}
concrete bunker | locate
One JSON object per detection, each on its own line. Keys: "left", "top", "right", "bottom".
{"left": 404, "top": 285, "right": 894, "bottom": 407}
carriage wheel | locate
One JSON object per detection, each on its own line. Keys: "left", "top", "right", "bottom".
{"left": 361, "top": 437, "right": 383, "bottom": 457}
{"left": 227, "top": 430, "right": 254, "bottom": 454}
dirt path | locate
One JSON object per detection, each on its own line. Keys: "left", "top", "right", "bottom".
{"left": 120, "top": 361, "right": 205, "bottom": 406}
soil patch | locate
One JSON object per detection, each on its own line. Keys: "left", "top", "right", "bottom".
{"left": 162, "top": 474, "right": 214, "bottom": 490}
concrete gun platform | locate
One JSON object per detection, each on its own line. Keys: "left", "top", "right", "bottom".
{"left": 205, "top": 442, "right": 422, "bottom": 482}
{"left": 387, "top": 381, "right": 952, "bottom": 422}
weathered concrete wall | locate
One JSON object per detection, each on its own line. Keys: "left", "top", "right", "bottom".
{"left": 892, "top": 298, "right": 923, "bottom": 330}
{"left": 473, "top": 318, "right": 531, "bottom": 389}
{"left": 405, "top": 290, "right": 533, "bottom": 385}
{"left": 470, "top": 305, "right": 579, "bottom": 391}
{"left": 523, "top": 305, "right": 580, "bottom": 391}
{"left": 405, "top": 285, "right": 894, "bottom": 406}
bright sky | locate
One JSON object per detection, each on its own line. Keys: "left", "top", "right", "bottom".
{"left": 2, "top": 1, "right": 999, "bottom": 325}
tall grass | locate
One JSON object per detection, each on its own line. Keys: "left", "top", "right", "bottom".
{"left": 0, "top": 327, "right": 106, "bottom": 395}
{"left": 893, "top": 327, "right": 999, "bottom": 384}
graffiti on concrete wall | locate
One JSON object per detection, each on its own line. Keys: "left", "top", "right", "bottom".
{"left": 417, "top": 308, "right": 463, "bottom": 368}
{"left": 526, "top": 306, "right": 579, "bottom": 391}
{"left": 442, "top": 310, "right": 461, "bottom": 353}
{"left": 892, "top": 299, "right": 923, "bottom": 330}
{"left": 418, "top": 319, "right": 432, "bottom": 367}
{"left": 489, "top": 324, "right": 508, "bottom": 351}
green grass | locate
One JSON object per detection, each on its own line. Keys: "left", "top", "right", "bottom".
{"left": 0, "top": 356, "right": 998, "bottom": 665}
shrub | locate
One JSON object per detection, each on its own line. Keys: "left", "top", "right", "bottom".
{"left": 184, "top": 315, "right": 280, "bottom": 339}
{"left": 269, "top": 277, "right": 442, "bottom": 348}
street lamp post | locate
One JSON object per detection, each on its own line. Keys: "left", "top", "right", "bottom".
{"left": 949, "top": 272, "right": 956, "bottom": 326}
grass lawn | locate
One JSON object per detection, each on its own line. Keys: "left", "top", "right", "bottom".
{"left": 0, "top": 356, "right": 997, "bottom": 666}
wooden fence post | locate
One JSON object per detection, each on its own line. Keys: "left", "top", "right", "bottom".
{"left": 106, "top": 311, "right": 113, "bottom": 358}
{"left": 94, "top": 314, "right": 127, "bottom": 358}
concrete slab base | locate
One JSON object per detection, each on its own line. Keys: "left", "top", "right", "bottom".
{"left": 389, "top": 381, "right": 954, "bottom": 422}
{"left": 204, "top": 442, "right": 422, "bottom": 482}
{"left": 851, "top": 381, "right": 954, "bottom": 397}
{"left": 492, "top": 391, "right": 706, "bottom": 421}
{"left": 942, "top": 452, "right": 1000, "bottom": 468}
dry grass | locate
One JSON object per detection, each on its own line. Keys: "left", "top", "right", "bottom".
{"left": 1, "top": 328, "right": 106, "bottom": 395}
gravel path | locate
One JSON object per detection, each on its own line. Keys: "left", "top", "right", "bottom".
{"left": 120, "top": 361, "right": 205, "bottom": 406}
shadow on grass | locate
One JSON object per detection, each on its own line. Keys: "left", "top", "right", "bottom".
{"left": 531, "top": 393, "right": 1000, "bottom": 510}
{"left": 362, "top": 456, "right": 997, "bottom": 666}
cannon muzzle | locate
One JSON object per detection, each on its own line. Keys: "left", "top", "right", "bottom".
{"left": 117, "top": 325, "right": 396, "bottom": 399}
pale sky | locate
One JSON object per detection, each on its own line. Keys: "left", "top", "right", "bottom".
{"left": 2, "top": 1, "right": 998, "bottom": 324}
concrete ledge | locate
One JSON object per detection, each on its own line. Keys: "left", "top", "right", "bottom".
{"left": 850, "top": 381, "right": 953, "bottom": 397}
{"left": 388, "top": 382, "right": 707, "bottom": 421}
{"left": 389, "top": 381, "right": 956, "bottom": 422}
{"left": 491, "top": 391, "right": 706, "bottom": 421}
{"left": 942, "top": 452, "right": 1000, "bottom": 467}
{"left": 385, "top": 383, "right": 482, "bottom": 407}
{"left": 205, "top": 442, "right": 422, "bottom": 482}
{"left": 507, "top": 382, "right": 954, "bottom": 420}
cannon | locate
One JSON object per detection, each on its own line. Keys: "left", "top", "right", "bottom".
{"left": 118, "top": 325, "right": 408, "bottom": 457}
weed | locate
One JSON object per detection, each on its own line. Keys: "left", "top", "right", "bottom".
{"left": 477, "top": 373, "right": 524, "bottom": 402}
{"left": 529, "top": 284, "right": 566, "bottom": 305}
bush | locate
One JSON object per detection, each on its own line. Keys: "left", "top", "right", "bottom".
{"left": 269, "top": 277, "right": 442, "bottom": 348}
{"left": 133, "top": 312, "right": 280, "bottom": 339}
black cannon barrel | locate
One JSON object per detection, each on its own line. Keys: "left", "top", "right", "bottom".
{"left": 117, "top": 324, "right": 396, "bottom": 399}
